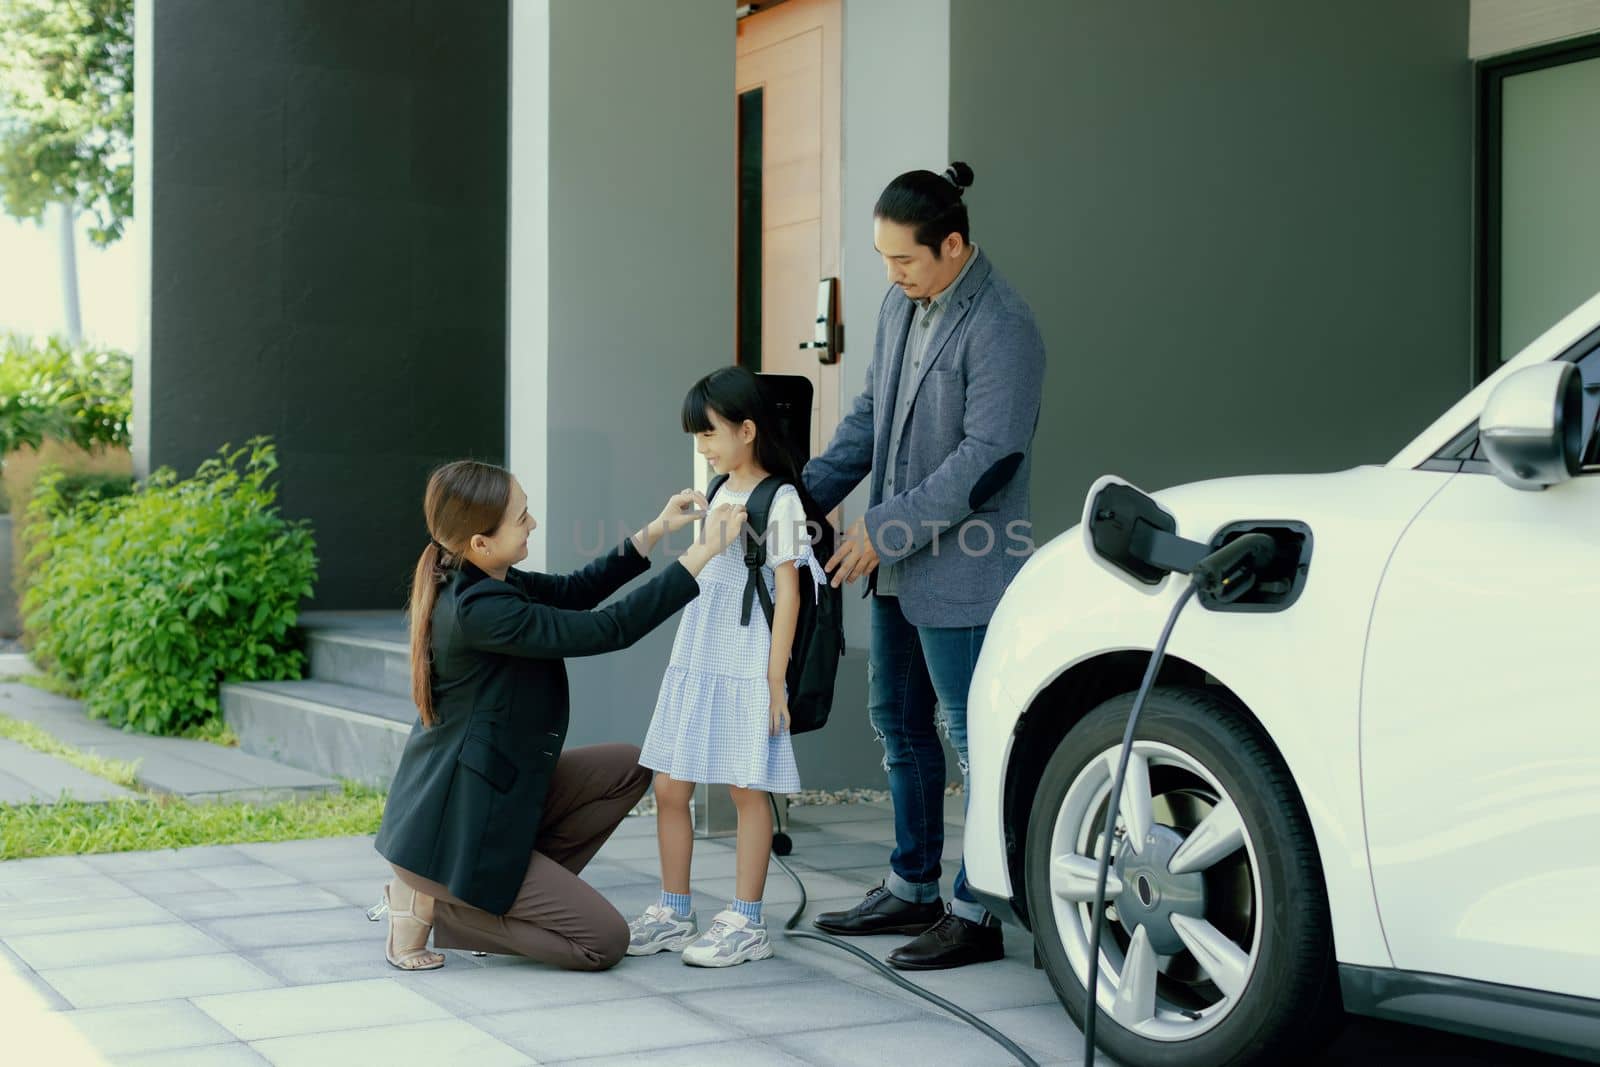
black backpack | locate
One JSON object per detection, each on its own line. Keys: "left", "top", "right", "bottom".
{"left": 707, "top": 473, "right": 844, "bottom": 735}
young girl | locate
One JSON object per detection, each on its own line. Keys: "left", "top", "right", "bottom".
{"left": 629, "top": 366, "right": 828, "bottom": 967}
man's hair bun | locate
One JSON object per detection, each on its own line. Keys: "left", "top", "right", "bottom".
{"left": 942, "top": 162, "right": 975, "bottom": 191}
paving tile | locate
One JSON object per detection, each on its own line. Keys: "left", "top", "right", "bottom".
{"left": 979, "top": 1003, "right": 1089, "bottom": 1063}
{"left": 144, "top": 885, "right": 347, "bottom": 922}
{"left": 195, "top": 907, "right": 382, "bottom": 951}
{"left": 822, "top": 819, "right": 899, "bottom": 844}
{"left": 250, "top": 1018, "right": 530, "bottom": 1067}
{"left": 679, "top": 977, "right": 931, "bottom": 1036}
{"left": 194, "top": 977, "right": 450, "bottom": 1041}
{"left": 39, "top": 953, "right": 280, "bottom": 1008}
{"left": 0, "top": 895, "right": 180, "bottom": 937}
{"left": 6, "top": 922, "right": 230, "bottom": 970}
{"left": 772, "top": 1016, "right": 1031, "bottom": 1067}
{"left": 117, "top": 1043, "right": 272, "bottom": 1066}
{"left": 84, "top": 845, "right": 253, "bottom": 874}
{"left": 0, "top": 940, "right": 71, "bottom": 1010}
{"left": 116, "top": 868, "right": 232, "bottom": 895}
{"left": 0, "top": 873, "right": 142, "bottom": 905}
{"left": 611, "top": 848, "right": 740, "bottom": 881}
{"left": 786, "top": 801, "right": 895, "bottom": 824}
{"left": 782, "top": 841, "right": 898, "bottom": 871}
{"left": 575, "top": 860, "right": 660, "bottom": 890}
{"left": 614, "top": 949, "right": 830, "bottom": 996}
{"left": 0, "top": 855, "right": 103, "bottom": 885}
{"left": 49, "top": 999, "right": 237, "bottom": 1057}
{"left": 193, "top": 864, "right": 303, "bottom": 891}
{"left": 407, "top": 959, "right": 637, "bottom": 1016}
{"left": 547, "top": 1040, "right": 813, "bottom": 1067}
{"left": 242, "top": 938, "right": 407, "bottom": 986}
{"left": 694, "top": 870, "right": 873, "bottom": 906}
{"left": 473, "top": 995, "right": 723, "bottom": 1060}
{"left": 232, "top": 837, "right": 378, "bottom": 865}
{"left": 608, "top": 814, "right": 658, "bottom": 839}
{"left": 0, "top": 738, "right": 137, "bottom": 803}
{"left": 590, "top": 833, "right": 667, "bottom": 861}
{"left": 246, "top": 856, "right": 392, "bottom": 886}
{"left": 308, "top": 878, "right": 387, "bottom": 908}
{"left": 872, "top": 956, "right": 1058, "bottom": 1013}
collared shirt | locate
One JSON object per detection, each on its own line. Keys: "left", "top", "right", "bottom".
{"left": 877, "top": 246, "right": 979, "bottom": 597}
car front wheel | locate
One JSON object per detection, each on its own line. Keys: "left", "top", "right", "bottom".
{"left": 1024, "top": 686, "right": 1340, "bottom": 1066}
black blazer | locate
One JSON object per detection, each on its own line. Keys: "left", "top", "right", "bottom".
{"left": 374, "top": 539, "right": 698, "bottom": 914}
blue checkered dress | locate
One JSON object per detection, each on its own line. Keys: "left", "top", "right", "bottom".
{"left": 639, "top": 482, "right": 822, "bottom": 793}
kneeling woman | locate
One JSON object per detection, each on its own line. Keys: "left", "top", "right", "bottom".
{"left": 375, "top": 460, "right": 745, "bottom": 972}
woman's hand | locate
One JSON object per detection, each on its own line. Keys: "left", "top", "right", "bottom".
{"left": 658, "top": 489, "right": 708, "bottom": 534}
{"left": 769, "top": 679, "right": 791, "bottom": 736}
{"left": 677, "top": 502, "right": 748, "bottom": 577}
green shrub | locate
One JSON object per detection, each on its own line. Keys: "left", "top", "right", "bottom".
{"left": 0, "top": 333, "right": 132, "bottom": 455}
{"left": 13, "top": 468, "right": 136, "bottom": 598}
{"left": 22, "top": 438, "right": 318, "bottom": 735}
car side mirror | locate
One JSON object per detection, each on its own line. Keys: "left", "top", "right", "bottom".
{"left": 1479, "top": 362, "right": 1584, "bottom": 491}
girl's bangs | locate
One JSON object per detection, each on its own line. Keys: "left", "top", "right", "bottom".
{"left": 681, "top": 380, "right": 716, "bottom": 434}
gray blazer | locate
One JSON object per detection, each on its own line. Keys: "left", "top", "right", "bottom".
{"left": 804, "top": 249, "right": 1046, "bottom": 628}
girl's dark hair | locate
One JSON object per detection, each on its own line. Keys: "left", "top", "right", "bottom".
{"left": 681, "top": 366, "right": 827, "bottom": 525}
{"left": 409, "top": 460, "right": 512, "bottom": 727}
{"left": 874, "top": 161, "right": 975, "bottom": 258}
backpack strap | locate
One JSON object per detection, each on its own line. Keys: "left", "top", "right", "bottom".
{"left": 739, "top": 475, "right": 787, "bottom": 628}
{"left": 706, "top": 473, "right": 731, "bottom": 505}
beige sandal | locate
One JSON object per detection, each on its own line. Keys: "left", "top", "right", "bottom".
{"left": 384, "top": 881, "right": 445, "bottom": 971}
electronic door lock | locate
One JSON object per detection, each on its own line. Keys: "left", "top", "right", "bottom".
{"left": 800, "top": 276, "right": 843, "bottom": 365}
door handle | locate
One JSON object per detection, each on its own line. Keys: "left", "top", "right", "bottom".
{"left": 799, "top": 276, "right": 843, "bottom": 365}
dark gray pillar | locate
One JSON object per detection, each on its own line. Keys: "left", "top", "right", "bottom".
{"left": 136, "top": 0, "right": 508, "bottom": 609}
{"left": 949, "top": 0, "right": 1473, "bottom": 543}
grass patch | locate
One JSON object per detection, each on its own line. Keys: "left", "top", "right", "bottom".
{"left": 9, "top": 671, "right": 79, "bottom": 699}
{"left": 0, "top": 712, "right": 141, "bottom": 788}
{"left": 179, "top": 717, "right": 240, "bottom": 747}
{"left": 0, "top": 782, "right": 385, "bottom": 860}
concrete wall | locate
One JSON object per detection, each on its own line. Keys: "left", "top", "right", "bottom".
{"left": 134, "top": 0, "right": 509, "bottom": 609}
{"left": 949, "top": 0, "right": 1474, "bottom": 545}
{"left": 1471, "top": 0, "right": 1600, "bottom": 58}
{"left": 815, "top": 0, "right": 960, "bottom": 788}
{"left": 509, "top": 1, "right": 737, "bottom": 756}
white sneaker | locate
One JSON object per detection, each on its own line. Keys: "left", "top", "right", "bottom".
{"left": 626, "top": 904, "right": 699, "bottom": 956}
{"left": 681, "top": 909, "right": 775, "bottom": 968}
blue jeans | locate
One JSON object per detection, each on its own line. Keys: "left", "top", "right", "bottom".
{"left": 868, "top": 595, "right": 991, "bottom": 924}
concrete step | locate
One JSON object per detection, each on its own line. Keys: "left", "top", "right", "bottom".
{"left": 221, "top": 679, "right": 416, "bottom": 789}
{"left": 298, "top": 611, "right": 411, "bottom": 699}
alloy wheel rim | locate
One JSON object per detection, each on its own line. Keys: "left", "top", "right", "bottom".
{"left": 1048, "top": 740, "right": 1263, "bottom": 1042}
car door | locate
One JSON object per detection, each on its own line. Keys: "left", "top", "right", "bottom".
{"left": 1358, "top": 338, "right": 1600, "bottom": 999}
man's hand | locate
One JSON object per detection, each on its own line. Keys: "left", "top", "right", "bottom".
{"left": 824, "top": 517, "right": 880, "bottom": 588}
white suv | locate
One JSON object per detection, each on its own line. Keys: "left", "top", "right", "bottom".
{"left": 965, "top": 291, "right": 1600, "bottom": 1066}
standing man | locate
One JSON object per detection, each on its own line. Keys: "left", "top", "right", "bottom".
{"left": 804, "top": 163, "right": 1046, "bottom": 970}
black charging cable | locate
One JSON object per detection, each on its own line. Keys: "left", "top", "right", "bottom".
{"left": 768, "top": 795, "right": 1041, "bottom": 1067}
{"left": 763, "top": 530, "right": 1276, "bottom": 1067}
{"left": 1082, "top": 580, "right": 1197, "bottom": 1066}
{"left": 1082, "top": 532, "right": 1274, "bottom": 1067}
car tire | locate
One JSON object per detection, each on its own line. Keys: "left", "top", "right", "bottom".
{"left": 1024, "top": 685, "right": 1341, "bottom": 1067}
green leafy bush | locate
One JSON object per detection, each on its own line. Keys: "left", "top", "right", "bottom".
{"left": 0, "top": 333, "right": 133, "bottom": 455}
{"left": 13, "top": 468, "right": 135, "bottom": 593}
{"left": 22, "top": 438, "right": 318, "bottom": 735}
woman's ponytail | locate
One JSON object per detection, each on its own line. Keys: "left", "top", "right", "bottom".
{"left": 408, "top": 539, "right": 451, "bottom": 727}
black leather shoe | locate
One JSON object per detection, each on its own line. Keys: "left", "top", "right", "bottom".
{"left": 812, "top": 883, "right": 943, "bottom": 936}
{"left": 886, "top": 909, "right": 1004, "bottom": 970}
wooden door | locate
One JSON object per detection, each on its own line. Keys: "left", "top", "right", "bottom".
{"left": 736, "top": 0, "right": 842, "bottom": 459}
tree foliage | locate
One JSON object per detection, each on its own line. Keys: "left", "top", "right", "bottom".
{"left": 0, "top": 0, "right": 135, "bottom": 246}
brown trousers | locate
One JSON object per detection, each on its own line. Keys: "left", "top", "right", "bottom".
{"left": 392, "top": 743, "right": 652, "bottom": 972}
